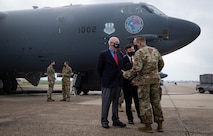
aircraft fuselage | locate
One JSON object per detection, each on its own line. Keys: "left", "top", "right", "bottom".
{"left": 0, "top": 3, "right": 200, "bottom": 93}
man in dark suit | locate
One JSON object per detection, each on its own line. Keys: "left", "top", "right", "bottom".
{"left": 97, "top": 37, "right": 126, "bottom": 129}
{"left": 122, "top": 44, "right": 142, "bottom": 124}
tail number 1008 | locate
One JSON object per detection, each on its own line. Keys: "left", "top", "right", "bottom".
{"left": 78, "top": 26, "right": 96, "bottom": 33}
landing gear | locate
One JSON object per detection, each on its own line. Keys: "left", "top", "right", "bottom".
{"left": 198, "top": 88, "right": 205, "bottom": 93}
{"left": 71, "top": 73, "right": 81, "bottom": 95}
{"left": 0, "top": 72, "right": 42, "bottom": 94}
{"left": 72, "top": 73, "right": 87, "bottom": 95}
{"left": 0, "top": 80, "right": 3, "bottom": 89}
{"left": 0, "top": 76, "right": 17, "bottom": 93}
{"left": 83, "top": 90, "right": 89, "bottom": 95}
{"left": 71, "top": 71, "right": 101, "bottom": 95}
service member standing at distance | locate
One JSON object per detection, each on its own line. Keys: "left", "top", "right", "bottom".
{"left": 97, "top": 36, "right": 126, "bottom": 129}
{"left": 61, "top": 61, "right": 72, "bottom": 102}
{"left": 47, "top": 60, "right": 56, "bottom": 102}
{"left": 122, "top": 36, "right": 164, "bottom": 133}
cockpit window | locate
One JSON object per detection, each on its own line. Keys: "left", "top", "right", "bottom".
{"left": 120, "top": 4, "right": 166, "bottom": 16}
{"left": 120, "top": 5, "right": 143, "bottom": 14}
{"left": 146, "top": 5, "right": 166, "bottom": 16}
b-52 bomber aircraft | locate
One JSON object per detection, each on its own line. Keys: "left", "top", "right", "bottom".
{"left": 0, "top": 2, "right": 200, "bottom": 94}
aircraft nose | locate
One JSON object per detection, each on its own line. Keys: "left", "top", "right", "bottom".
{"left": 167, "top": 17, "right": 201, "bottom": 50}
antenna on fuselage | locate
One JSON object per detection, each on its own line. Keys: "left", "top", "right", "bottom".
{"left": 32, "top": 6, "right": 39, "bottom": 9}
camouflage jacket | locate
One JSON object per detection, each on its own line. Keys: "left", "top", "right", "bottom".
{"left": 62, "top": 66, "right": 72, "bottom": 83}
{"left": 123, "top": 45, "right": 164, "bottom": 85}
{"left": 47, "top": 66, "right": 56, "bottom": 82}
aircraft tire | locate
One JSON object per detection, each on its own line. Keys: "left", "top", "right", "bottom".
{"left": 3, "top": 78, "right": 12, "bottom": 93}
{"left": 0, "top": 79, "right": 3, "bottom": 89}
{"left": 76, "top": 88, "right": 82, "bottom": 95}
{"left": 11, "top": 78, "right": 18, "bottom": 91}
{"left": 83, "top": 90, "right": 89, "bottom": 95}
{"left": 209, "top": 91, "right": 213, "bottom": 94}
{"left": 198, "top": 88, "right": 205, "bottom": 93}
{"left": 3, "top": 77, "right": 17, "bottom": 93}
{"left": 0, "top": 79, "right": 4, "bottom": 94}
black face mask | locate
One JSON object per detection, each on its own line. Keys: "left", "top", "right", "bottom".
{"left": 134, "top": 45, "right": 138, "bottom": 51}
{"left": 128, "top": 51, "right": 135, "bottom": 57}
{"left": 113, "top": 43, "right": 120, "bottom": 48}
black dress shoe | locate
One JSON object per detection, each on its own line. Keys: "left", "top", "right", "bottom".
{"left": 128, "top": 120, "right": 134, "bottom": 124}
{"left": 102, "top": 124, "right": 110, "bottom": 129}
{"left": 113, "top": 121, "right": 126, "bottom": 127}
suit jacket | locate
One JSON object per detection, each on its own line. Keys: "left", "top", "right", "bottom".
{"left": 97, "top": 49, "right": 123, "bottom": 88}
{"left": 123, "top": 55, "right": 132, "bottom": 71}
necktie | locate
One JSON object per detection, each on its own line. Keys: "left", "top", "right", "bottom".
{"left": 114, "top": 51, "right": 119, "bottom": 66}
{"left": 130, "top": 57, "right": 133, "bottom": 66}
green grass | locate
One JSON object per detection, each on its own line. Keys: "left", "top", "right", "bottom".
{"left": 19, "top": 81, "right": 62, "bottom": 86}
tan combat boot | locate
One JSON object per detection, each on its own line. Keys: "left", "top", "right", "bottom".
{"left": 66, "top": 98, "right": 70, "bottom": 102}
{"left": 138, "top": 124, "right": 153, "bottom": 133}
{"left": 60, "top": 98, "right": 66, "bottom": 101}
{"left": 118, "top": 104, "right": 123, "bottom": 112}
{"left": 157, "top": 122, "right": 164, "bottom": 132}
{"left": 47, "top": 98, "right": 52, "bottom": 102}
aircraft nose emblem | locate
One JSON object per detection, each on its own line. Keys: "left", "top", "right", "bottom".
{"left": 125, "top": 16, "right": 143, "bottom": 34}
{"left": 104, "top": 23, "right": 115, "bottom": 35}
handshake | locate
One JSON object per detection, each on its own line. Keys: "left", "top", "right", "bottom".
{"left": 121, "top": 70, "right": 137, "bottom": 86}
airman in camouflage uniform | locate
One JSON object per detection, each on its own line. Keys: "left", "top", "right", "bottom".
{"left": 61, "top": 61, "right": 72, "bottom": 102}
{"left": 47, "top": 60, "right": 56, "bottom": 102}
{"left": 122, "top": 36, "right": 164, "bottom": 133}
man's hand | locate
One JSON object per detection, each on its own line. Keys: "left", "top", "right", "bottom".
{"left": 130, "top": 80, "right": 136, "bottom": 86}
{"left": 121, "top": 70, "right": 126, "bottom": 77}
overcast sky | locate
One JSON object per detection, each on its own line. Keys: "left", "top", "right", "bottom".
{"left": 0, "top": 0, "right": 212, "bottom": 81}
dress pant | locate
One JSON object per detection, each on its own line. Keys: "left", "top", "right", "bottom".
{"left": 123, "top": 85, "right": 140, "bottom": 121}
{"left": 101, "top": 84, "right": 121, "bottom": 125}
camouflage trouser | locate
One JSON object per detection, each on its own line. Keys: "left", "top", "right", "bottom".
{"left": 47, "top": 81, "right": 54, "bottom": 98}
{"left": 62, "top": 82, "right": 70, "bottom": 99}
{"left": 119, "top": 89, "right": 124, "bottom": 104}
{"left": 159, "top": 86, "right": 162, "bottom": 100}
{"left": 138, "top": 84, "right": 164, "bottom": 124}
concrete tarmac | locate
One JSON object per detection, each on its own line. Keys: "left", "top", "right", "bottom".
{"left": 0, "top": 83, "right": 213, "bottom": 136}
